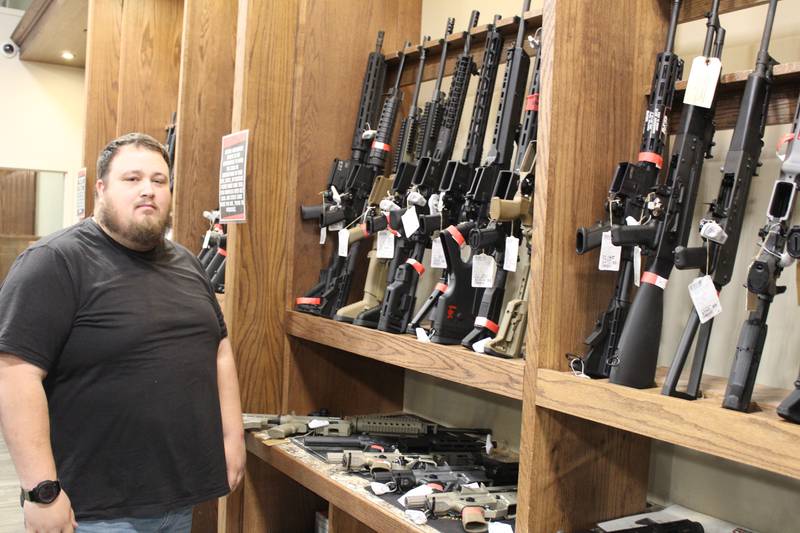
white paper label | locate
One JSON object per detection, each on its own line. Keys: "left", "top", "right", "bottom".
{"left": 689, "top": 275, "right": 722, "bottom": 324}
{"left": 599, "top": 231, "right": 621, "bottom": 271}
{"left": 472, "top": 254, "right": 496, "bottom": 288}
{"left": 369, "top": 482, "right": 393, "bottom": 496}
{"left": 484, "top": 433, "right": 494, "bottom": 454}
{"left": 633, "top": 246, "right": 642, "bottom": 287}
{"left": 202, "top": 230, "right": 212, "bottom": 249}
{"left": 319, "top": 226, "right": 327, "bottom": 245}
{"left": 376, "top": 230, "right": 395, "bottom": 259}
{"left": 431, "top": 238, "right": 447, "bottom": 268}
{"left": 307, "top": 419, "right": 330, "bottom": 429}
{"left": 472, "top": 337, "right": 489, "bottom": 354}
{"left": 488, "top": 523, "right": 514, "bottom": 533}
{"left": 404, "top": 510, "right": 428, "bottom": 525}
{"left": 338, "top": 229, "right": 349, "bottom": 257}
{"left": 415, "top": 327, "right": 431, "bottom": 343}
{"left": 401, "top": 206, "right": 420, "bottom": 237}
{"left": 683, "top": 56, "right": 722, "bottom": 109}
{"left": 503, "top": 236, "right": 519, "bottom": 272}
{"left": 463, "top": 482, "right": 481, "bottom": 490}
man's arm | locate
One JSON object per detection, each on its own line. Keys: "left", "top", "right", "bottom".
{"left": 216, "top": 338, "right": 245, "bottom": 491}
{"left": 0, "top": 353, "right": 76, "bottom": 531}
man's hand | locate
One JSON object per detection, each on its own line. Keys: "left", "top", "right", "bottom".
{"left": 224, "top": 433, "right": 245, "bottom": 491}
{"left": 23, "top": 490, "right": 77, "bottom": 533}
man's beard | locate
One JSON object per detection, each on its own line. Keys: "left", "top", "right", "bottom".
{"left": 97, "top": 200, "right": 171, "bottom": 249}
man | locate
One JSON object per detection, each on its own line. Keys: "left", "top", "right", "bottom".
{"left": 0, "top": 133, "right": 245, "bottom": 532}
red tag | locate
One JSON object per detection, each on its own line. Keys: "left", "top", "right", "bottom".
{"left": 372, "top": 141, "right": 391, "bottom": 153}
{"left": 474, "top": 316, "right": 499, "bottom": 334}
{"left": 296, "top": 297, "right": 321, "bottom": 305}
{"left": 446, "top": 225, "right": 466, "bottom": 247}
{"left": 525, "top": 93, "right": 539, "bottom": 111}
{"left": 406, "top": 258, "right": 425, "bottom": 275}
{"left": 435, "top": 282, "right": 448, "bottom": 293}
{"left": 638, "top": 151, "right": 663, "bottom": 169}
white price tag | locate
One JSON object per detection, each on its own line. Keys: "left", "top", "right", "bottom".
{"left": 319, "top": 226, "right": 327, "bottom": 245}
{"left": 633, "top": 246, "right": 642, "bottom": 287}
{"left": 683, "top": 56, "right": 722, "bottom": 109}
{"left": 308, "top": 419, "right": 330, "bottom": 430}
{"left": 369, "top": 482, "right": 393, "bottom": 496}
{"left": 401, "top": 206, "right": 420, "bottom": 237}
{"left": 202, "top": 230, "right": 212, "bottom": 249}
{"left": 484, "top": 433, "right": 494, "bottom": 454}
{"left": 415, "top": 327, "right": 431, "bottom": 343}
{"left": 472, "top": 254, "right": 496, "bottom": 288}
{"left": 472, "top": 337, "right": 489, "bottom": 353}
{"left": 376, "top": 230, "right": 395, "bottom": 259}
{"left": 599, "top": 231, "right": 621, "bottom": 271}
{"left": 404, "top": 510, "right": 428, "bottom": 525}
{"left": 338, "top": 229, "right": 349, "bottom": 257}
{"left": 431, "top": 237, "right": 448, "bottom": 268}
{"left": 689, "top": 275, "right": 722, "bottom": 323}
{"left": 503, "top": 236, "right": 519, "bottom": 272}
{"left": 488, "top": 523, "right": 514, "bottom": 533}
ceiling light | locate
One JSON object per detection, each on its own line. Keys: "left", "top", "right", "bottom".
{"left": 61, "top": 51, "right": 75, "bottom": 61}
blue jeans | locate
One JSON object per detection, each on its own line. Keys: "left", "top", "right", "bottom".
{"left": 77, "top": 506, "right": 193, "bottom": 532}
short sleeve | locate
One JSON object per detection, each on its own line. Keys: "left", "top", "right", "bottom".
{"left": 0, "top": 246, "right": 78, "bottom": 371}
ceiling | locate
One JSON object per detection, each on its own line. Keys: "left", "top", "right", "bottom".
{"left": 10, "top": 0, "right": 88, "bottom": 68}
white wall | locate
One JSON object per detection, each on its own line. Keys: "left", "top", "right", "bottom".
{"left": 0, "top": 7, "right": 85, "bottom": 229}
{"left": 35, "top": 170, "right": 65, "bottom": 236}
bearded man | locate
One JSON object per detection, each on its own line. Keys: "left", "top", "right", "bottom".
{"left": 0, "top": 133, "right": 245, "bottom": 533}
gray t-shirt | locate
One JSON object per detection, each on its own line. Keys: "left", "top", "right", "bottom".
{"left": 0, "top": 218, "right": 229, "bottom": 519}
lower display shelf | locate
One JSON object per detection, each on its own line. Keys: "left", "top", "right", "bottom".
{"left": 285, "top": 310, "right": 525, "bottom": 400}
{"left": 535, "top": 367, "right": 800, "bottom": 480}
{"left": 245, "top": 432, "right": 437, "bottom": 532}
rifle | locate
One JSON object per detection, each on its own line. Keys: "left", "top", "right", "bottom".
{"left": 722, "top": 90, "right": 798, "bottom": 412}
{"left": 374, "top": 465, "right": 491, "bottom": 493}
{"left": 296, "top": 36, "right": 409, "bottom": 318}
{"left": 575, "top": 0, "right": 683, "bottom": 379}
{"left": 331, "top": 449, "right": 440, "bottom": 473}
{"left": 299, "top": 430, "right": 492, "bottom": 455}
{"left": 406, "top": 485, "right": 518, "bottom": 532}
{"left": 462, "top": 28, "right": 542, "bottom": 350}
{"left": 165, "top": 111, "right": 177, "bottom": 190}
{"left": 416, "top": 0, "right": 533, "bottom": 345}
{"left": 375, "top": 12, "right": 481, "bottom": 334}
{"left": 662, "top": 0, "right": 778, "bottom": 399}
{"left": 610, "top": 0, "right": 724, "bottom": 389}
{"left": 599, "top": 518, "right": 705, "bottom": 533}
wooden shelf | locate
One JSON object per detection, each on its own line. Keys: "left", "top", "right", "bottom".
{"left": 285, "top": 311, "right": 525, "bottom": 401}
{"left": 245, "top": 432, "right": 437, "bottom": 533}
{"left": 535, "top": 367, "right": 800, "bottom": 480}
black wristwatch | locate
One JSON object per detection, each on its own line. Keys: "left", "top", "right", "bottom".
{"left": 20, "top": 480, "right": 61, "bottom": 507}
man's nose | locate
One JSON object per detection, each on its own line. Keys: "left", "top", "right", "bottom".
{"left": 139, "top": 179, "right": 156, "bottom": 197}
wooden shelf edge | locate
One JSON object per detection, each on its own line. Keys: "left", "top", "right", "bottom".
{"left": 534, "top": 368, "right": 800, "bottom": 480}
{"left": 245, "top": 433, "right": 433, "bottom": 533}
{"left": 285, "top": 311, "right": 524, "bottom": 401}
{"left": 645, "top": 62, "right": 800, "bottom": 95}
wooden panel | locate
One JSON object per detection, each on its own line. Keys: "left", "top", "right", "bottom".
{"left": 12, "top": 0, "right": 88, "bottom": 67}
{"left": 115, "top": 0, "right": 183, "bottom": 139}
{"left": 329, "top": 505, "right": 378, "bottom": 533}
{"left": 517, "top": 1, "right": 664, "bottom": 530}
{"left": 0, "top": 169, "right": 36, "bottom": 236}
{"left": 82, "top": 0, "right": 123, "bottom": 215}
{"left": 678, "top": 0, "right": 771, "bottom": 22}
{"left": 286, "top": 311, "right": 524, "bottom": 401}
{"left": 0, "top": 235, "right": 37, "bottom": 281}
{"left": 190, "top": 500, "right": 216, "bottom": 533}
{"left": 536, "top": 368, "right": 800, "bottom": 480}
{"left": 171, "top": 0, "right": 238, "bottom": 253}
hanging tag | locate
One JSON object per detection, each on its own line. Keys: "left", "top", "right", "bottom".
{"left": 484, "top": 433, "right": 494, "bottom": 454}
{"left": 472, "top": 337, "right": 489, "bottom": 354}
{"left": 683, "top": 56, "right": 722, "bottom": 109}
{"left": 308, "top": 419, "right": 330, "bottom": 430}
{"left": 202, "top": 230, "right": 212, "bottom": 249}
{"left": 688, "top": 275, "right": 722, "bottom": 323}
{"left": 503, "top": 236, "right": 519, "bottom": 272}
{"left": 376, "top": 230, "right": 395, "bottom": 259}
{"left": 338, "top": 229, "right": 349, "bottom": 257}
{"left": 319, "top": 226, "right": 327, "bottom": 245}
{"left": 415, "top": 327, "right": 431, "bottom": 343}
{"left": 431, "top": 238, "right": 448, "bottom": 268}
{"left": 472, "top": 254, "right": 496, "bottom": 288}
{"left": 369, "top": 482, "right": 393, "bottom": 496}
{"left": 633, "top": 246, "right": 642, "bottom": 287}
{"left": 599, "top": 232, "right": 621, "bottom": 271}
{"left": 401, "top": 206, "right": 420, "bottom": 237}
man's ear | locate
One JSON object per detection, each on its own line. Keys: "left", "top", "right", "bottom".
{"left": 95, "top": 177, "right": 106, "bottom": 195}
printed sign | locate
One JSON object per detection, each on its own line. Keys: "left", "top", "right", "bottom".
{"left": 219, "top": 130, "right": 249, "bottom": 223}
{"left": 76, "top": 168, "right": 86, "bottom": 220}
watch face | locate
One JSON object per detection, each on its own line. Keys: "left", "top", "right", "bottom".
{"left": 35, "top": 481, "right": 60, "bottom": 503}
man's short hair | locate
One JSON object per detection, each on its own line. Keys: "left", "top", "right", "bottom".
{"left": 96, "top": 133, "right": 170, "bottom": 182}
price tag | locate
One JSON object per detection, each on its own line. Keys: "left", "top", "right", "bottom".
{"left": 503, "top": 236, "right": 519, "bottom": 272}
{"left": 338, "top": 229, "right": 349, "bottom": 257}
{"left": 633, "top": 246, "right": 642, "bottom": 287}
{"left": 319, "top": 226, "right": 327, "bottom": 245}
{"left": 415, "top": 327, "right": 431, "bottom": 343}
{"left": 370, "top": 482, "right": 393, "bottom": 496}
{"left": 488, "top": 523, "right": 514, "bottom": 533}
{"left": 431, "top": 237, "right": 447, "bottom": 268}
{"left": 202, "top": 230, "right": 212, "bottom": 249}
{"left": 683, "top": 56, "right": 722, "bottom": 109}
{"left": 404, "top": 510, "right": 428, "bottom": 525}
{"left": 308, "top": 419, "right": 330, "bottom": 430}
{"left": 472, "top": 337, "right": 489, "bottom": 354}
{"left": 484, "top": 433, "right": 494, "bottom": 454}
{"left": 688, "top": 275, "right": 722, "bottom": 324}
{"left": 472, "top": 253, "right": 496, "bottom": 288}
{"left": 376, "top": 230, "right": 395, "bottom": 259}
{"left": 401, "top": 206, "right": 420, "bottom": 237}
{"left": 598, "top": 231, "right": 621, "bottom": 271}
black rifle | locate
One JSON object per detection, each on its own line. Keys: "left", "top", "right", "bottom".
{"left": 420, "top": 0, "right": 533, "bottom": 345}
{"left": 723, "top": 90, "right": 798, "bottom": 412}
{"left": 462, "top": 28, "right": 542, "bottom": 349}
{"left": 575, "top": 0, "right": 683, "bottom": 379}
{"left": 597, "top": 518, "right": 704, "bottom": 533}
{"left": 165, "top": 111, "right": 177, "bottom": 191}
{"left": 393, "top": 36, "right": 432, "bottom": 177}
{"left": 300, "top": 430, "right": 491, "bottom": 454}
{"left": 663, "top": 0, "right": 778, "bottom": 400}
{"left": 610, "top": 0, "right": 724, "bottom": 389}
{"left": 296, "top": 37, "right": 409, "bottom": 318}
{"left": 376, "top": 12, "right": 481, "bottom": 334}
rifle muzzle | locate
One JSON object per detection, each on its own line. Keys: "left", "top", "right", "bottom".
{"left": 300, "top": 204, "right": 323, "bottom": 221}
{"left": 576, "top": 224, "right": 607, "bottom": 254}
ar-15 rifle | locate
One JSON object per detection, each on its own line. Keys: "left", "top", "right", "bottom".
{"left": 609, "top": 0, "right": 724, "bottom": 389}
{"left": 330, "top": 449, "right": 439, "bottom": 473}
{"left": 376, "top": 12, "right": 481, "bottom": 334}
{"left": 375, "top": 465, "right": 491, "bottom": 493}
{"left": 598, "top": 518, "right": 705, "bottom": 533}
{"left": 406, "top": 485, "right": 518, "bottom": 533}
{"left": 296, "top": 37, "right": 410, "bottom": 318}
{"left": 662, "top": 0, "right": 778, "bottom": 400}
{"left": 575, "top": 0, "right": 683, "bottom": 379}
{"left": 165, "top": 111, "right": 177, "bottom": 190}
{"left": 299, "top": 429, "right": 492, "bottom": 455}
{"left": 414, "top": 0, "right": 533, "bottom": 345}
{"left": 463, "top": 29, "right": 542, "bottom": 351}
{"left": 723, "top": 89, "right": 799, "bottom": 412}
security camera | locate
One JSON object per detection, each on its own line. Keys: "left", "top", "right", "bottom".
{"left": 2, "top": 41, "right": 19, "bottom": 58}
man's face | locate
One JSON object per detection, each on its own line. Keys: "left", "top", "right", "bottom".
{"left": 95, "top": 144, "right": 172, "bottom": 249}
